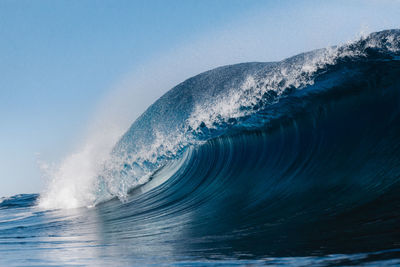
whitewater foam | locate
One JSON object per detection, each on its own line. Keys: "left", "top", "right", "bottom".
{"left": 189, "top": 30, "right": 400, "bottom": 132}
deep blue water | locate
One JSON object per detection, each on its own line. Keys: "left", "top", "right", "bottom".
{"left": 1, "top": 30, "right": 400, "bottom": 266}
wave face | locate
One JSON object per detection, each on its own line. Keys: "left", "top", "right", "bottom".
{"left": 100, "top": 29, "right": 400, "bottom": 205}
{"left": 2, "top": 30, "right": 400, "bottom": 266}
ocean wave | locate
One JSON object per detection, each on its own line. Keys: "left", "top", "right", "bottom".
{"left": 38, "top": 29, "right": 400, "bottom": 211}
{"left": 1, "top": 29, "right": 398, "bottom": 265}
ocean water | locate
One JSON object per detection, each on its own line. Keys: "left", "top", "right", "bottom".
{"left": 1, "top": 29, "right": 400, "bottom": 266}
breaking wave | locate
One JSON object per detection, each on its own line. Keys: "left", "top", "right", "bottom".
{"left": 40, "top": 29, "right": 400, "bottom": 210}
{"left": 1, "top": 29, "right": 399, "bottom": 266}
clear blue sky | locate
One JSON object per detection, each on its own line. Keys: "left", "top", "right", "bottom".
{"left": 1, "top": 0, "right": 399, "bottom": 197}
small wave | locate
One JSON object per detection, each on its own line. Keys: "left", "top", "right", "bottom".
{"left": 0, "top": 194, "right": 39, "bottom": 209}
